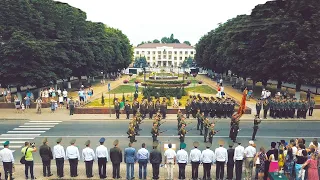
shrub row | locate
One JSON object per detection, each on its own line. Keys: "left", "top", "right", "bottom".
{"left": 142, "top": 87, "right": 187, "bottom": 99}
{"left": 141, "top": 83, "right": 189, "bottom": 87}
{"left": 145, "top": 80, "right": 185, "bottom": 84}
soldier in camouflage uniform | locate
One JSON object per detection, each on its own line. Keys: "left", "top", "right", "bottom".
{"left": 263, "top": 99, "right": 270, "bottom": 119}
{"left": 148, "top": 98, "right": 155, "bottom": 119}
{"left": 185, "top": 99, "right": 191, "bottom": 119}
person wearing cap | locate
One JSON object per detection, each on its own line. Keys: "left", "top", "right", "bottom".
{"left": 234, "top": 141, "right": 244, "bottom": 180}
{"left": 124, "top": 142, "right": 136, "bottom": 180}
{"left": 227, "top": 141, "right": 235, "bottom": 180}
{"left": 68, "top": 97, "right": 75, "bottom": 115}
{"left": 208, "top": 123, "right": 217, "bottom": 144}
{"left": 96, "top": 137, "right": 109, "bottom": 179}
{"left": 201, "top": 142, "right": 216, "bottom": 180}
{"left": 53, "top": 137, "right": 65, "bottom": 178}
{"left": 244, "top": 141, "right": 256, "bottom": 180}
{"left": 66, "top": 139, "right": 80, "bottom": 177}
{"left": 0, "top": 141, "right": 14, "bottom": 180}
{"left": 252, "top": 115, "right": 262, "bottom": 141}
{"left": 21, "top": 141, "right": 37, "bottom": 180}
{"left": 151, "top": 123, "right": 159, "bottom": 142}
{"left": 110, "top": 139, "right": 122, "bottom": 179}
{"left": 114, "top": 99, "right": 120, "bottom": 119}
{"left": 164, "top": 143, "right": 177, "bottom": 180}
{"left": 39, "top": 138, "right": 53, "bottom": 177}
{"left": 125, "top": 100, "right": 131, "bottom": 119}
{"left": 176, "top": 143, "right": 188, "bottom": 180}
{"left": 136, "top": 143, "right": 149, "bottom": 179}
{"left": 215, "top": 140, "right": 228, "bottom": 180}
{"left": 190, "top": 141, "right": 201, "bottom": 180}
{"left": 82, "top": 140, "right": 95, "bottom": 178}
{"left": 179, "top": 124, "right": 187, "bottom": 143}
{"left": 256, "top": 99, "right": 262, "bottom": 118}
{"left": 150, "top": 141, "right": 162, "bottom": 180}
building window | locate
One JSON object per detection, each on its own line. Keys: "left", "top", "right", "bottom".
{"left": 169, "top": 55, "right": 172, "bottom": 59}
{"left": 163, "top": 50, "right": 167, "bottom": 54}
{"left": 153, "top": 57, "right": 155, "bottom": 60}
{"left": 158, "top": 51, "right": 161, "bottom": 54}
{"left": 180, "top": 57, "right": 182, "bottom": 60}
{"left": 185, "top": 57, "right": 187, "bottom": 60}
{"left": 174, "top": 57, "right": 177, "bottom": 60}
{"left": 180, "top": 51, "right": 183, "bottom": 54}
{"left": 147, "top": 57, "right": 150, "bottom": 60}
{"left": 136, "top": 51, "right": 139, "bottom": 54}
{"left": 191, "top": 51, "right": 194, "bottom": 55}
{"left": 163, "top": 55, "right": 166, "bottom": 59}
{"left": 158, "top": 55, "right": 161, "bottom": 59}
{"left": 185, "top": 51, "right": 188, "bottom": 54}
{"left": 148, "top": 51, "right": 150, "bottom": 55}
{"left": 153, "top": 51, "right": 156, "bottom": 54}
{"left": 174, "top": 51, "right": 177, "bottom": 54}
{"left": 168, "top": 51, "right": 172, "bottom": 54}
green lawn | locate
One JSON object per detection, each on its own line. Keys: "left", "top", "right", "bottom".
{"left": 185, "top": 85, "right": 218, "bottom": 94}
{"left": 109, "top": 85, "right": 143, "bottom": 94}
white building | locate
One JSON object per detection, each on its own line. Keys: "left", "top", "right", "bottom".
{"left": 134, "top": 43, "right": 196, "bottom": 67}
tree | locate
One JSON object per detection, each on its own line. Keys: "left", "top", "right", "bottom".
{"left": 181, "top": 57, "right": 194, "bottom": 68}
{"left": 183, "top": 41, "right": 191, "bottom": 46}
{"left": 153, "top": 39, "right": 160, "bottom": 43}
{"left": 133, "top": 56, "right": 148, "bottom": 68}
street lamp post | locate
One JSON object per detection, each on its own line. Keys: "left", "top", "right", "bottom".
{"left": 193, "top": 73, "right": 197, "bottom": 96}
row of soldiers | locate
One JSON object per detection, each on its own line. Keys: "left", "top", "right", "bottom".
{"left": 256, "top": 97, "right": 315, "bottom": 119}
{"left": 185, "top": 96, "right": 236, "bottom": 119}
{"left": 115, "top": 98, "right": 168, "bottom": 120}
{"left": 177, "top": 110, "right": 219, "bottom": 144}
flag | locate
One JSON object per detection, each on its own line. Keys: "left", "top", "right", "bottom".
{"left": 237, "top": 89, "right": 248, "bottom": 117}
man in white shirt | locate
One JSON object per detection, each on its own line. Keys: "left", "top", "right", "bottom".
{"left": 215, "top": 140, "right": 228, "bottom": 180}
{"left": 266, "top": 90, "right": 271, "bottom": 99}
{"left": 201, "top": 142, "right": 216, "bottom": 180}
{"left": 53, "top": 137, "right": 65, "bottom": 178}
{"left": 190, "top": 141, "right": 202, "bottom": 180}
{"left": 234, "top": 142, "right": 244, "bottom": 180}
{"left": 164, "top": 143, "right": 176, "bottom": 180}
{"left": 261, "top": 89, "right": 266, "bottom": 99}
{"left": 244, "top": 141, "right": 256, "bottom": 180}
{"left": 66, "top": 139, "right": 80, "bottom": 177}
{"left": 0, "top": 141, "right": 14, "bottom": 180}
{"left": 62, "top": 89, "right": 68, "bottom": 102}
{"left": 96, "top": 137, "right": 108, "bottom": 179}
{"left": 176, "top": 143, "right": 188, "bottom": 180}
{"left": 82, "top": 140, "right": 95, "bottom": 178}
{"left": 136, "top": 143, "right": 149, "bottom": 180}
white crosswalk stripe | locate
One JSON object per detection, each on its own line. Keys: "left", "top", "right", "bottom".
{"left": 0, "top": 120, "right": 61, "bottom": 155}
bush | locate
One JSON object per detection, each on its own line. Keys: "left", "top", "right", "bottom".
{"left": 142, "top": 87, "right": 186, "bottom": 97}
{"left": 122, "top": 94, "right": 125, "bottom": 102}
{"left": 138, "top": 72, "right": 143, "bottom": 76}
{"left": 101, "top": 94, "right": 105, "bottom": 106}
{"left": 145, "top": 80, "right": 184, "bottom": 84}
{"left": 141, "top": 82, "right": 188, "bottom": 87}
{"left": 123, "top": 80, "right": 129, "bottom": 84}
{"left": 198, "top": 80, "right": 203, "bottom": 84}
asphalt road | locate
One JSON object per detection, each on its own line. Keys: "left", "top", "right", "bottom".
{"left": 1, "top": 119, "right": 320, "bottom": 163}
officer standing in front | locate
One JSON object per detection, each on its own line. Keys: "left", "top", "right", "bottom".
{"left": 176, "top": 143, "right": 188, "bottom": 180}
{"left": 53, "top": 137, "right": 65, "bottom": 178}
{"left": 69, "top": 97, "right": 75, "bottom": 115}
{"left": 110, "top": 139, "right": 122, "bottom": 179}
{"left": 96, "top": 137, "right": 109, "bottom": 179}
{"left": 114, "top": 99, "right": 120, "bottom": 119}
{"left": 263, "top": 99, "right": 269, "bottom": 119}
{"left": 39, "top": 138, "right": 53, "bottom": 177}
{"left": 151, "top": 123, "right": 159, "bottom": 142}
{"left": 66, "top": 139, "right": 80, "bottom": 177}
{"left": 82, "top": 140, "right": 95, "bottom": 178}
{"left": 201, "top": 142, "right": 216, "bottom": 180}
{"left": 150, "top": 141, "right": 162, "bottom": 180}
{"left": 215, "top": 140, "right": 228, "bottom": 180}
{"left": 0, "top": 141, "right": 14, "bottom": 180}
{"left": 227, "top": 142, "right": 235, "bottom": 180}
{"left": 252, "top": 115, "right": 262, "bottom": 141}
{"left": 125, "top": 100, "right": 131, "bottom": 119}
{"left": 189, "top": 141, "right": 201, "bottom": 180}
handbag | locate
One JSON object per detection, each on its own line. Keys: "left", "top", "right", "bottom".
{"left": 20, "top": 147, "right": 29, "bottom": 164}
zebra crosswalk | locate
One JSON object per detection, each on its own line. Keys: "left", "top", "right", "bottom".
{"left": 0, "top": 120, "right": 62, "bottom": 152}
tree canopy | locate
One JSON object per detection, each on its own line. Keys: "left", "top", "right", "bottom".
{"left": 133, "top": 56, "right": 148, "bottom": 68}
{"left": 195, "top": 0, "right": 320, "bottom": 91}
{"left": 0, "top": 0, "right": 133, "bottom": 88}
{"left": 137, "top": 34, "right": 191, "bottom": 46}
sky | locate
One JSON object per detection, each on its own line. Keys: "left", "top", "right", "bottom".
{"left": 56, "top": 0, "right": 270, "bottom": 46}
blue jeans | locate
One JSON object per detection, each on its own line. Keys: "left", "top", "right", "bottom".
{"left": 138, "top": 159, "right": 148, "bottom": 179}
{"left": 126, "top": 163, "right": 134, "bottom": 180}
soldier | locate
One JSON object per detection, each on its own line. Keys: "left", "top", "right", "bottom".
{"left": 179, "top": 124, "right": 187, "bottom": 143}
{"left": 190, "top": 141, "right": 201, "bottom": 180}
{"left": 114, "top": 99, "right": 120, "bottom": 119}
{"left": 185, "top": 99, "right": 191, "bottom": 118}
{"left": 199, "top": 112, "right": 205, "bottom": 135}
{"left": 155, "top": 99, "right": 161, "bottom": 112}
{"left": 283, "top": 99, "right": 288, "bottom": 119}
{"left": 203, "top": 117, "right": 210, "bottom": 142}
{"left": 127, "top": 123, "right": 136, "bottom": 143}
{"left": 124, "top": 100, "right": 131, "bottom": 119}
{"left": 229, "top": 113, "right": 240, "bottom": 143}
{"left": 39, "top": 138, "right": 53, "bottom": 177}
{"left": 66, "top": 139, "right": 80, "bottom": 177}
{"left": 201, "top": 142, "right": 215, "bottom": 180}
{"left": 289, "top": 98, "right": 295, "bottom": 118}
{"left": 69, "top": 97, "right": 75, "bottom": 115}
{"left": 223, "top": 100, "right": 228, "bottom": 118}
{"left": 199, "top": 98, "right": 204, "bottom": 114}
{"left": 302, "top": 100, "right": 309, "bottom": 119}
{"left": 53, "top": 137, "right": 65, "bottom": 178}
{"left": 256, "top": 99, "right": 262, "bottom": 118}
{"left": 216, "top": 99, "right": 222, "bottom": 118}
{"left": 132, "top": 98, "right": 139, "bottom": 116}
{"left": 191, "top": 97, "right": 197, "bottom": 118}
{"left": 210, "top": 97, "right": 216, "bottom": 118}
{"left": 177, "top": 110, "right": 183, "bottom": 129}
{"left": 252, "top": 115, "right": 262, "bottom": 140}
{"left": 208, "top": 123, "right": 218, "bottom": 144}
{"left": 278, "top": 99, "right": 284, "bottom": 119}
{"left": 296, "top": 100, "right": 302, "bottom": 118}
{"left": 178, "top": 116, "right": 187, "bottom": 131}
{"left": 150, "top": 141, "right": 162, "bottom": 180}
{"left": 160, "top": 98, "right": 167, "bottom": 119}
{"left": 151, "top": 123, "right": 159, "bottom": 142}
{"left": 269, "top": 98, "right": 274, "bottom": 118}
{"left": 110, "top": 140, "right": 122, "bottom": 179}
{"left": 82, "top": 140, "right": 95, "bottom": 178}
{"left": 227, "top": 142, "right": 235, "bottom": 180}
{"left": 196, "top": 109, "right": 201, "bottom": 130}
{"left": 263, "top": 99, "right": 269, "bottom": 119}
{"left": 140, "top": 99, "right": 147, "bottom": 119}
{"left": 309, "top": 97, "right": 315, "bottom": 116}
{"left": 148, "top": 99, "right": 155, "bottom": 119}
{"left": 96, "top": 137, "right": 108, "bottom": 179}
{"left": 136, "top": 110, "right": 142, "bottom": 125}
{"left": 156, "top": 110, "right": 162, "bottom": 120}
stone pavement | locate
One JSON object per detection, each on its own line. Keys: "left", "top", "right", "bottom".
{"left": 0, "top": 108, "right": 319, "bottom": 122}
{"left": 2, "top": 162, "right": 251, "bottom": 180}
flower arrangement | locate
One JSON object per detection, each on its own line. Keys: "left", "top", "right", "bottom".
{"left": 187, "top": 80, "right": 191, "bottom": 84}
{"left": 198, "top": 80, "right": 203, "bottom": 84}
{"left": 123, "top": 80, "right": 129, "bottom": 84}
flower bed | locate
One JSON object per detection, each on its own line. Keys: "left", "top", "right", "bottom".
{"left": 141, "top": 82, "right": 189, "bottom": 87}
{"left": 123, "top": 80, "right": 129, "bottom": 84}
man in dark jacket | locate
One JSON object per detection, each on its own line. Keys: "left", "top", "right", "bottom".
{"left": 227, "top": 142, "right": 235, "bottom": 180}
{"left": 110, "top": 139, "right": 122, "bottom": 179}
{"left": 39, "top": 138, "right": 53, "bottom": 177}
{"left": 150, "top": 141, "right": 162, "bottom": 180}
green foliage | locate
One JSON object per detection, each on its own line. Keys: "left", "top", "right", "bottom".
{"left": 134, "top": 92, "right": 138, "bottom": 99}
{"left": 109, "top": 85, "right": 143, "bottom": 94}
{"left": 195, "top": 0, "right": 320, "bottom": 90}
{"left": 183, "top": 41, "right": 191, "bottom": 46}
{"left": 143, "top": 87, "right": 186, "bottom": 97}
{"left": 181, "top": 57, "right": 194, "bottom": 68}
{"left": 145, "top": 80, "right": 185, "bottom": 84}
{"left": 101, "top": 93, "right": 105, "bottom": 105}
{"left": 133, "top": 56, "right": 148, "bottom": 68}
{"left": 0, "top": 0, "right": 133, "bottom": 88}
{"left": 185, "top": 85, "right": 218, "bottom": 94}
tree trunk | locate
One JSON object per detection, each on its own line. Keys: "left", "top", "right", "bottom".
{"left": 295, "top": 81, "right": 302, "bottom": 100}
{"left": 262, "top": 80, "right": 268, "bottom": 89}
{"left": 277, "top": 80, "right": 282, "bottom": 92}
{"left": 252, "top": 80, "right": 256, "bottom": 90}
{"left": 16, "top": 85, "right": 22, "bottom": 101}
{"left": 67, "top": 77, "right": 72, "bottom": 89}
{"left": 78, "top": 76, "right": 82, "bottom": 88}
{"left": 54, "top": 80, "right": 58, "bottom": 91}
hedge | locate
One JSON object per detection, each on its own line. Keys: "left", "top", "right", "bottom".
{"left": 142, "top": 87, "right": 187, "bottom": 98}
{"left": 145, "top": 80, "right": 185, "bottom": 84}
{"left": 141, "top": 82, "right": 188, "bottom": 87}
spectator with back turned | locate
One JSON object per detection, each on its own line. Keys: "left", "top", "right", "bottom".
{"left": 110, "top": 139, "right": 122, "bottom": 179}
{"left": 39, "top": 138, "right": 53, "bottom": 177}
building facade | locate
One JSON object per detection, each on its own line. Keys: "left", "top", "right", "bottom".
{"left": 134, "top": 43, "right": 196, "bottom": 67}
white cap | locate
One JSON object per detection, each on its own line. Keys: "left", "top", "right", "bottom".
{"left": 249, "top": 140, "right": 254, "bottom": 145}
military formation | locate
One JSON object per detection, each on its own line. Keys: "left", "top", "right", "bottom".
{"left": 256, "top": 97, "right": 315, "bottom": 119}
